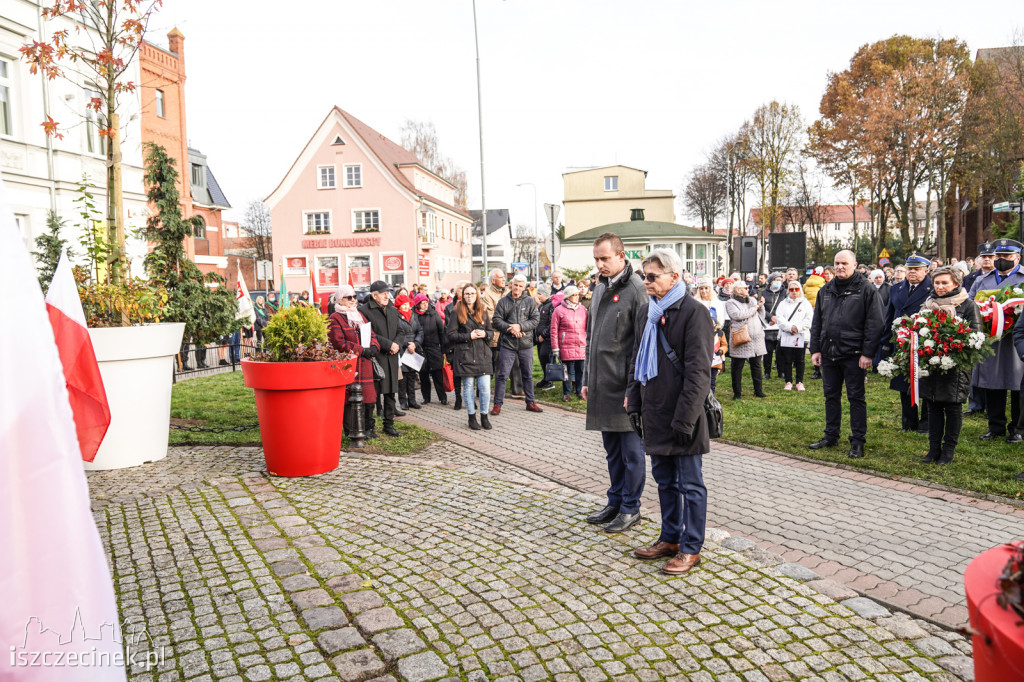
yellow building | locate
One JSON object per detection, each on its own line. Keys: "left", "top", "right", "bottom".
{"left": 562, "top": 165, "right": 675, "bottom": 238}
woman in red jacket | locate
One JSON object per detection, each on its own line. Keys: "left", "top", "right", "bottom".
{"left": 328, "top": 284, "right": 382, "bottom": 440}
{"left": 550, "top": 285, "right": 588, "bottom": 401}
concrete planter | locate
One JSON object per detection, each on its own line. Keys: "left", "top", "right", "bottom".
{"left": 85, "top": 322, "right": 185, "bottom": 470}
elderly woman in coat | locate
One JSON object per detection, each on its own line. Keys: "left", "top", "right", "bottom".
{"left": 328, "top": 284, "right": 382, "bottom": 440}
{"left": 724, "top": 280, "right": 767, "bottom": 400}
{"left": 550, "top": 285, "right": 588, "bottom": 401}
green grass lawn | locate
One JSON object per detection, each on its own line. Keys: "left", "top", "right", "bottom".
{"left": 526, "top": 354, "right": 1024, "bottom": 500}
{"left": 170, "top": 371, "right": 436, "bottom": 456}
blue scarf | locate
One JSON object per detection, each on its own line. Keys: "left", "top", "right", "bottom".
{"left": 634, "top": 282, "right": 687, "bottom": 386}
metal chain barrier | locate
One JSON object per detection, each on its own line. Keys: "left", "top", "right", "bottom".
{"left": 169, "top": 422, "right": 261, "bottom": 433}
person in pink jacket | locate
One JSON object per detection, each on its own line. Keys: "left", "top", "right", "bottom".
{"left": 550, "top": 285, "right": 588, "bottom": 402}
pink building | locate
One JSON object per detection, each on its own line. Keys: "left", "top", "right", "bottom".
{"left": 266, "top": 107, "right": 473, "bottom": 296}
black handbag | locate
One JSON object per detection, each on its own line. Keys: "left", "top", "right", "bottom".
{"left": 544, "top": 359, "right": 568, "bottom": 383}
{"left": 371, "top": 357, "right": 386, "bottom": 381}
{"left": 657, "top": 328, "right": 723, "bottom": 439}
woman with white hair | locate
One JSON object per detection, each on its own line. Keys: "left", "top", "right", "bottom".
{"left": 869, "top": 269, "right": 890, "bottom": 309}
{"left": 724, "top": 280, "right": 767, "bottom": 400}
{"left": 550, "top": 285, "right": 588, "bottom": 401}
{"left": 327, "top": 284, "right": 382, "bottom": 440}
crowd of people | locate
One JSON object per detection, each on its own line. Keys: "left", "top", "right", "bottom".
{"left": 312, "top": 233, "right": 1024, "bottom": 577}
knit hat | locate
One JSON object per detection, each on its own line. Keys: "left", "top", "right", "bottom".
{"left": 412, "top": 293, "right": 430, "bottom": 308}
{"left": 536, "top": 283, "right": 551, "bottom": 297}
{"left": 561, "top": 285, "right": 579, "bottom": 298}
{"left": 697, "top": 276, "right": 713, "bottom": 288}
{"left": 395, "top": 294, "right": 412, "bottom": 308}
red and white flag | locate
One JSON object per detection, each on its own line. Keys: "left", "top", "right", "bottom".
{"left": 309, "top": 268, "right": 320, "bottom": 312}
{"left": 45, "top": 252, "right": 110, "bottom": 463}
{"left": 1, "top": 180, "right": 126, "bottom": 680}
{"left": 235, "top": 270, "right": 254, "bottom": 320}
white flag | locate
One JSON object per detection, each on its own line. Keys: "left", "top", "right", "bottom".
{"left": 0, "top": 176, "right": 126, "bottom": 681}
{"left": 235, "top": 270, "right": 254, "bottom": 321}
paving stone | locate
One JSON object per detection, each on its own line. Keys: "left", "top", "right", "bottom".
{"left": 396, "top": 651, "right": 449, "bottom": 682}
{"left": 805, "top": 579, "right": 858, "bottom": 601}
{"left": 291, "top": 589, "right": 334, "bottom": 609}
{"left": 742, "top": 548, "right": 786, "bottom": 567}
{"left": 315, "top": 560, "right": 353, "bottom": 578}
{"left": 937, "top": 655, "right": 974, "bottom": 680}
{"left": 840, "top": 597, "right": 891, "bottom": 620}
{"left": 341, "top": 590, "right": 385, "bottom": 614}
{"left": 319, "top": 627, "right": 367, "bottom": 654}
{"left": 721, "top": 537, "right": 757, "bottom": 552}
{"left": 303, "top": 546, "right": 342, "bottom": 564}
{"left": 331, "top": 648, "right": 386, "bottom": 681}
{"left": 775, "top": 563, "right": 821, "bottom": 581}
{"left": 270, "top": 561, "right": 306, "bottom": 578}
{"left": 876, "top": 615, "right": 930, "bottom": 640}
{"left": 327, "top": 574, "right": 365, "bottom": 593}
{"left": 280, "top": 574, "right": 320, "bottom": 592}
{"left": 913, "top": 636, "right": 961, "bottom": 657}
{"left": 704, "top": 527, "right": 730, "bottom": 543}
{"left": 302, "top": 606, "right": 348, "bottom": 631}
{"left": 372, "top": 628, "right": 427, "bottom": 660}
{"left": 354, "top": 607, "right": 404, "bottom": 634}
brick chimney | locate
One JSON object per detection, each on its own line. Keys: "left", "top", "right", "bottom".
{"left": 167, "top": 28, "right": 184, "bottom": 58}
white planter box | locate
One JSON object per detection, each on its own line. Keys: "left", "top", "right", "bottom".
{"left": 85, "top": 322, "right": 185, "bottom": 470}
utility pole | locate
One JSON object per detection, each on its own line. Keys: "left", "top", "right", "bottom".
{"left": 473, "top": 0, "right": 488, "bottom": 280}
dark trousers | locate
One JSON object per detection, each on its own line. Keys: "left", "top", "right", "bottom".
{"left": 494, "top": 346, "right": 535, "bottom": 406}
{"left": 399, "top": 372, "right": 419, "bottom": 407}
{"left": 420, "top": 368, "right": 446, "bottom": 402}
{"left": 538, "top": 343, "right": 551, "bottom": 380}
{"left": 967, "top": 385, "right": 986, "bottom": 412}
{"left": 899, "top": 392, "right": 930, "bottom": 430}
{"left": 730, "top": 356, "right": 763, "bottom": 398}
{"left": 763, "top": 337, "right": 779, "bottom": 375}
{"left": 821, "top": 355, "right": 868, "bottom": 445}
{"left": 372, "top": 382, "right": 397, "bottom": 426}
{"left": 711, "top": 368, "right": 720, "bottom": 394}
{"left": 491, "top": 345, "right": 523, "bottom": 394}
{"left": 985, "top": 388, "right": 1021, "bottom": 435}
{"left": 928, "top": 401, "right": 963, "bottom": 451}
{"left": 562, "top": 360, "right": 584, "bottom": 396}
{"left": 650, "top": 454, "right": 706, "bottom": 555}
{"left": 777, "top": 347, "right": 805, "bottom": 384}
{"left": 601, "top": 431, "right": 646, "bottom": 514}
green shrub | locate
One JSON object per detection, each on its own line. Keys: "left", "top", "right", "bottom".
{"left": 260, "top": 306, "right": 334, "bottom": 362}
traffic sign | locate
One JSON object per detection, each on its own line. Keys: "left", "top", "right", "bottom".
{"left": 994, "top": 202, "right": 1012, "bottom": 213}
{"left": 544, "top": 203, "right": 560, "bottom": 227}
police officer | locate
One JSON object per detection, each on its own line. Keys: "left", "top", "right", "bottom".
{"left": 963, "top": 242, "right": 995, "bottom": 416}
{"left": 880, "top": 253, "right": 933, "bottom": 432}
{"left": 968, "top": 239, "right": 1024, "bottom": 442}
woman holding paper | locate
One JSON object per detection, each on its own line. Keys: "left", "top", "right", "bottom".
{"left": 413, "top": 293, "right": 448, "bottom": 404}
{"left": 446, "top": 284, "right": 493, "bottom": 430}
{"left": 328, "top": 284, "right": 382, "bottom": 440}
{"left": 775, "top": 281, "right": 813, "bottom": 391}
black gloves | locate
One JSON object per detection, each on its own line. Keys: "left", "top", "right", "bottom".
{"left": 361, "top": 346, "right": 378, "bottom": 359}
{"left": 674, "top": 430, "right": 694, "bottom": 447}
{"left": 628, "top": 412, "right": 644, "bottom": 439}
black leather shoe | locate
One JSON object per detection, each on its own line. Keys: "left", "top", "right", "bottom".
{"left": 1007, "top": 433, "right": 1023, "bottom": 444}
{"left": 453, "top": 398, "right": 463, "bottom": 411}
{"left": 916, "top": 422, "right": 929, "bottom": 434}
{"left": 848, "top": 443, "right": 865, "bottom": 458}
{"left": 899, "top": 428, "right": 913, "bottom": 433}
{"left": 439, "top": 397, "right": 448, "bottom": 405}
{"left": 921, "top": 449, "right": 940, "bottom": 463}
{"left": 366, "top": 429, "right": 379, "bottom": 440}
{"left": 754, "top": 392, "right": 767, "bottom": 398}
{"left": 1015, "top": 471, "right": 1024, "bottom": 481}
{"left": 407, "top": 401, "right": 421, "bottom": 409}
{"left": 808, "top": 438, "right": 839, "bottom": 450}
{"left": 382, "top": 425, "right": 400, "bottom": 437}
{"left": 980, "top": 431, "right": 1006, "bottom": 441}
{"left": 393, "top": 408, "right": 406, "bottom": 417}
{"left": 585, "top": 505, "right": 619, "bottom": 525}
{"left": 603, "top": 512, "right": 642, "bottom": 533}
{"left": 963, "top": 409, "right": 984, "bottom": 417}
{"left": 536, "top": 381, "right": 555, "bottom": 391}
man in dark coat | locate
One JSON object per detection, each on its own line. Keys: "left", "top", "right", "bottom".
{"left": 809, "top": 250, "right": 884, "bottom": 458}
{"left": 879, "top": 253, "right": 933, "bottom": 432}
{"left": 358, "top": 281, "right": 403, "bottom": 437}
{"left": 534, "top": 283, "right": 555, "bottom": 390}
{"left": 969, "top": 238, "right": 1024, "bottom": 442}
{"left": 581, "top": 233, "right": 648, "bottom": 533}
{"left": 626, "top": 248, "right": 713, "bottom": 575}
{"left": 963, "top": 242, "right": 994, "bottom": 416}
{"left": 491, "top": 274, "right": 543, "bottom": 414}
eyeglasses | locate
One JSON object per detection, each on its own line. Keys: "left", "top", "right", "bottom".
{"left": 341, "top": 296, "right": 356, "bottom": 301}
{"left": 788, "top": 288, "right": 801, "bottom": 292}
{"left": 640, "top": 272, "right": 671, "bottom": 283}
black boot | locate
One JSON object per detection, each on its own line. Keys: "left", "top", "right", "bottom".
{"left": 399, "top": 396, "right": 409, "bottom": 411}
{"left": 454, "top": 395, "right": 463, "bottom": 411}
{"left": 407, "top": 398, "right": 421, "bottom": 409}
{"left": 937, "top": 446, "right": 955, "bottom": 465}
{"left": 921, "top": 446, "right": 940, "bottom": 463}
{"left": 480, "top": 414, "right": 492, "bottom": 430}
{"left": 382, "top": 422, "right": 400, "bottom": 437}
{"left": 468, "top": 413, "right": 481, "bottom": 430}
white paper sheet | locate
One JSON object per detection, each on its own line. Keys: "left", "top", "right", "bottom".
{"left": 401, "top": 351, "right": 425, "bottom": 372}
{"left": 359, "top": 322, "right": 372, "bottom": 348}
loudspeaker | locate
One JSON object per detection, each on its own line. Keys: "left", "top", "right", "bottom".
{"left": 733, "top": 236, "right": 757, "bottom": 273}
{"left": 769, "top": 232, "right": 807, "bottom": 270}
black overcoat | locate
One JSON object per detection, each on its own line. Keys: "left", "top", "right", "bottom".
{"left": 446, "top": 312, "right": 494, "bottom": 377}
{"left": 625, "top": 293, "right": 714, "bottom": 456}
{"left": 358, "top": 298, "right": 402, "bottom": 394}
{"left": 919, "top": 295, "right": 982, "bottom": 404}
{"left": 415, "top": 307, "right": 447, "bottom": 372}
{"left": 880, "top": 277, "right": 933, "bottom": 392}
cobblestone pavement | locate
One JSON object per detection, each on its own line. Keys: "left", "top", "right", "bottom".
{"left": 88, "top": 443, "right": 973, "bottom": 681}
{"left": 400, "top": 399, "right": 1024, "bottom": 628}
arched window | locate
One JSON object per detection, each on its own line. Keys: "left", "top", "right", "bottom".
{"left": 193, "top": 216, "right": 206, "bottom": 240}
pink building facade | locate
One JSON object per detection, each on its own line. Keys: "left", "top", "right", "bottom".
{"left": 266, "top": 107, "right": 473, "bottom": 296}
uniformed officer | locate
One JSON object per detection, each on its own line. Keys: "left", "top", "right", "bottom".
{"left": 963, "top": 241, "right": 995, "bottom": 416}
{"left": 968, "top": 238, "right": 1024, "bottom": 442}
{"left": 880, "top": 253, "right": 933, "bottom": 432}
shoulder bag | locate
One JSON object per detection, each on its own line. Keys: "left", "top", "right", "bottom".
{"left": 657, "top": 327, "right": 723, "bottom": 439}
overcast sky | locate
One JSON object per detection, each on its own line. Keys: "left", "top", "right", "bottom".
{"left": 151, "top": 0, "right": 1020, "bottom": 234}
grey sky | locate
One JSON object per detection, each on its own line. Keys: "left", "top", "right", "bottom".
{"left": 152, "top": 0, "right": 1020, "bottom": 233}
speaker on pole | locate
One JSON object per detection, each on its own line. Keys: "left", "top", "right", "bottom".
{"left": 768, "top": 232, "right": 807, "bottom": 270}
{"left": 733, "top": 236, "right": 757, "bottom": 273}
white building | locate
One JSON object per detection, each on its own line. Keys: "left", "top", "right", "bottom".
{"left": 470, "top": 209, "right": 513, "bottom": 280}
{"left": 0, "top": 1, "right": 148, "bottom": 271}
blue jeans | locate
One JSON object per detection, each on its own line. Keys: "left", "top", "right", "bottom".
{"left": 601, "top": 431, "right": 646, "bottom": 514}
{"left": 650, "top": 454, "right": 706, "bottom": 555}
{"left": 562, "top": 360, "right": 584, "bottom": 396}
{"left": 461, "top": 375, "right": 491, "bottom": 415}
{"left": 229, "top": 331, "right": 241, "bottom": 362}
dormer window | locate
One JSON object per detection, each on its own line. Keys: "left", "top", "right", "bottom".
{"left": 191, "top": 163, "right": 204, "bottom": 186}
{"left": 604, "top": 176, "right": 618, "bottom": 191}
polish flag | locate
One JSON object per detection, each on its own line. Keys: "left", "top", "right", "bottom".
{"left": 45, "top": 252, "right": 110, "bottom": 462}
{"left": 309, "top": 268, "right": 320, "bottom": 312}
{"left": 1, "top": 183, "right": 126, "bottom": 680}
{"left": 235, "top": 269, "right": 254, "bottom": 320}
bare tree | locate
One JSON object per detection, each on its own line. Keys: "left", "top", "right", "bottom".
{"left": 241, "top": 200, "right": 273, "bottom": 266}
{"left": 400, "top": 120, "right": 469, "bottom": 208}
{"left": 708, "top": 129, "right": 753, "bottom": 266}
{"left": 682, "top": 162, "right": 727, "bottom": 232}
{"left": 783, "top": 165, "right": 831, "bottom": 263}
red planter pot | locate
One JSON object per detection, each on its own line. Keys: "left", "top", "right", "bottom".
{"left": 241, "top": 358, "right": 355, "bottom": 477}
{"left": 965, "top": 542, "right": 1024, "bottom": 681}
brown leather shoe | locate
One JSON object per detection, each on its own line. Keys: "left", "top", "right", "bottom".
{"left": 526, "top": 402, "right": 543, "bottom": 413}
{"left": 490, "top": 405, "right": 501, "bottom": 416}
{"left": 661, "top": 552, "right": 701, "bottom": 575}
{"left": 634, "top": 541, "right": 679, "bottom": 560}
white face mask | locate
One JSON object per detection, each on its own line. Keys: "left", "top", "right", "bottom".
{"left": 770, "top": 281, "right": 782, "bottom": 292}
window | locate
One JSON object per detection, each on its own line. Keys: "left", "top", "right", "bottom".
{"left": 155, "top": 88, "right": 165, "bottom": 117}
{"left": 604, "top": 176, "right": 618, "bottom": 191}
{"left": 344, "top": 164, "right": 362, "bottom": 188}
{"left": 0, "top": 59, "right": 12, "bottom": 136}
{"left": 353, "top": 210, "right": 380, "bottom": 233}
{"left": 318, "top": 165, "right": 336, "bottom": 189}
{"left": 191, "top": 163, "right": 204, "bottom": 186}
{"left": 316, "top": 256, "right": 340, "bottom": 288}
{"left": 305, "top": 211, "right": 331, "bottom": 234}
{"left": 84, "top": 87, "right": 105, "bottom": 155}
{"left": 420, "top": 211, "right": 436, "bottom": 243}
{"left": 193, "top": 216, "right": 206, "bottom": 239}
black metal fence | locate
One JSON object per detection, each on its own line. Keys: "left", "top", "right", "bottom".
{"left": 173, "top": 340, "right": 259, "bottom": 382}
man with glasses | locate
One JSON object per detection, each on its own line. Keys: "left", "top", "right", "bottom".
{"left": 582, "top": 233, "right": 648, "bottom": 533}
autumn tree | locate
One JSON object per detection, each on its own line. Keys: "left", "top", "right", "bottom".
{"left": 400, "top": 120, "right": 469, "bottom": 208}
{"left": 241, "top": 200, "right": 273, "bottom": 268}
{"left": 21, "top": 0, "right": 162, "bottom": 284}
{"left": 682, "top": 161, "right": 727, "bottom": 232}
{"left": 745, "top": 101, "right": 804, "bottom": 271}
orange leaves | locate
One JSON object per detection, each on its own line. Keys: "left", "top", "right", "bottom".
{"left": 41, "top": 116, "right": 64, "bottom": 140}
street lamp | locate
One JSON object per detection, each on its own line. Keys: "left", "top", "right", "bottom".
{"left": 516, "top": 182, "right": 538, "bottom": 278}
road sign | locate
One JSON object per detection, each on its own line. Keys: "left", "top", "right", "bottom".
{"left": 511, "top": 262, "right": 529, "bottom": 272}
{"left": 994, "top": 202, "right": 1012, "bottom": 213}
{"left": 544, "top": 203, "right": 560, "bottom": 227}
{"left": 257, "top": 260, "right": 273, "bottom": 281}
{"left": 879, "top": 248, "right": 890, "bottom": 258}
